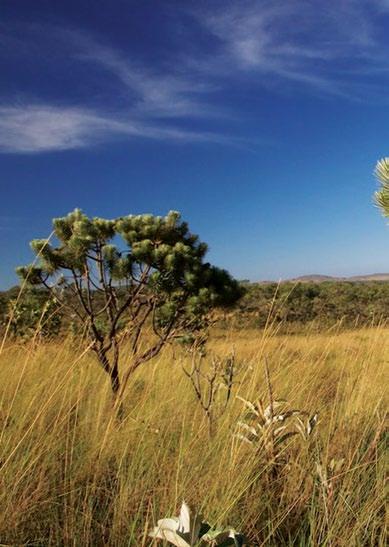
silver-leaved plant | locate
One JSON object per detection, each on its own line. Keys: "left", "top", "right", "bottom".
{"left": 236, "top": 396, "right": 318, "bottom": 457}
{"left": 149, "top": 501, "right": 247, "bottom": 546}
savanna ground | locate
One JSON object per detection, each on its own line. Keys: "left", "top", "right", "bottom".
{"left": 0, "top": 323, "right": 387, "bottom": 546}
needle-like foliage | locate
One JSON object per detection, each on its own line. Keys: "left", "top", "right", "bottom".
{"left": 374, "top": 157, "right": 389, "bottom": 215}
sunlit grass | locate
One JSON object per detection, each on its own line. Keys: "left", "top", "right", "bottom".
{"left": 0, "top": 325, "right": 387, "bottom": 545}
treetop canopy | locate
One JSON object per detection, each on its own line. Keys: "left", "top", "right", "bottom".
{"left": 17, "top": 208, "right": 242, "bottom": 315}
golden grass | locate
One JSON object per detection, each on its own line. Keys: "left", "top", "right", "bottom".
{"left": 0, "top": 326, "right": 387, "bottom": 545}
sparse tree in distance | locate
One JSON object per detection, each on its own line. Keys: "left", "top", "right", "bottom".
{"left": 17, "top": 209, "right": 242, "bottom": 405}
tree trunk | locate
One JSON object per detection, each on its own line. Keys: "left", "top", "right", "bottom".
{"left": 110, "top": 363, "right": 120, "bottom": 395}
{"left": 111, "top": 366, "right": 124, "bottom": 420}
{"left": 94, "top": 347, "right": 124, "bottom": 419}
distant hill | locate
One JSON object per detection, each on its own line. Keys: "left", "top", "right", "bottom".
{"left": 348, "top": 273, "right": 389, "bottom": 281}
{"left": 289, "top": 274, "right": 338, "bottom": 283}
{"left": 256, "top": 273, "right": 389, "bottom": 284}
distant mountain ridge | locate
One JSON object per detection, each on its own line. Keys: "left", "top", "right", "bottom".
{"left": 267, "top": 273, "right": 389, "bottom": 283}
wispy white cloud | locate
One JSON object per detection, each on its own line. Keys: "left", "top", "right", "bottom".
{"left": 0, "top": 105, "right": 239, "bottom": 153}
{"left": 373, "top": 0, "right": 389, "bottom": 11}
{"left": 0, "top": 23, "right": 235, "bottom": 153}
{"left": 193, "top": 0, "right": 389, "bottom": 97}
{"left": 1, "top": 1, "right": 389, "bottom": 153}
{"left": 68, "top": 31, "right": 218, "bottom": 119}
{"left": 0, "top": 106, "right": 120, "bottom": 153}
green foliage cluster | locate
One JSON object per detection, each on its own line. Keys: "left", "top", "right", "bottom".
{"left": 232, "top": 281, "right": 389, "bottom": 328}
{"left": 6, "top": 289, "right": 62, "bottom": 338}
{"left": 17, "top": 209, "right": 240, "bottom": 323}
{"left": 0, "top": 286, "right": 18, "bottom": 326}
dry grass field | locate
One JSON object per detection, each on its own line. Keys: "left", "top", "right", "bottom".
{"left": 0, "top": 324, "right": 387, "bottom": 545}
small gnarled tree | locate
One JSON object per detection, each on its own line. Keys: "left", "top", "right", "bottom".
{"left": 17, "top": 209, "right": 242, "bottom": 401}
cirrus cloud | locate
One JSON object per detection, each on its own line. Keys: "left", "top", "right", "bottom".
{"left": 1, "top": 1, "right": 389, "bottom": 154}
{"left": 0, "top": 105, "right": 240, "bottom": 153}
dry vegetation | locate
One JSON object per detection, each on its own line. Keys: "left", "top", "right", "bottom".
{"left": 0, "top": 323, "right": 387, "bottom": 545}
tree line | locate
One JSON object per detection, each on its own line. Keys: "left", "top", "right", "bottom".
{"left": 228, "top": 280, "right": 389, "bottom": 329}
{"left": 5, "top": 279, "right": 389, "bottom": 337}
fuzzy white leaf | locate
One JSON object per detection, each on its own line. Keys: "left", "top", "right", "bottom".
{"left": 264, "top": 400, "right": 287, "bottom": 423}
{"left": 151, "top": 517, "right": 180, "bottom": 535}
{"left": 151, "top": 528, "right": 191, "bottom": 547}
{"left": 307, "top": 414, "right": 318, "bottom": 435}
{"left": 178, "top": 501, "right": 191, "bottom": 534}
{"left": 202, "top": 528, "right": 246, "bottom": 546}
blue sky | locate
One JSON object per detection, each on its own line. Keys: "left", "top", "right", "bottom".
{"left": 2, "top": 0, "right": 389, "bottom": 288}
